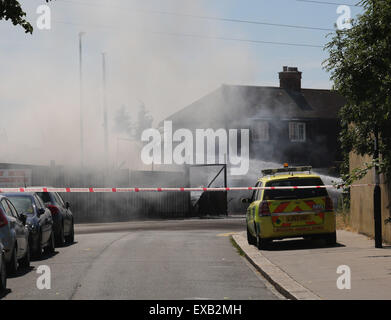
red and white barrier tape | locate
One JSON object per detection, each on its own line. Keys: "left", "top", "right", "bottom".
{"left": 0, "top": 184, "right": 377, "bottom": 193}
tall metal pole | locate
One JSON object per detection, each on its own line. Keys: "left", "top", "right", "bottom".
{"left": 374, "top": 127, "right": 382, "bottom": 248}
{"left": 79, "top": 32, "right": 86, "bottom": 168}
{"left": 223, "top": 153, "right": 228, "bottom": 216}
{"left": 102, "top": 53, "right": 109, "bottom": 171}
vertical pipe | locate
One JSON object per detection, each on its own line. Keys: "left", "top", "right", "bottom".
{"left": 374, "top": 128, "right": 382, "bottom": 248}
{"left": 102, "top": 53, "right": 109, "bottom": 172}
{"left": 79, "top": 32, "right": 85, "bottom": 168}
{"left": 224, "top": 161, "right": 228, "bottom": 216}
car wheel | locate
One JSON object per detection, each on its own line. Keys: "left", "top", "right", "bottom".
{"left": 256, "top": 234, "right": 270, "bottom": 250}
{"left": 247, "top": 226, "right": 256, "bottom": 245}
{"left": 44, "top": 231, "right": 55, "bottom": 255}
{"left": 34, "top": 233, "right": 43, "bottom": 258}
{"left": 65, "top": 220, "right": 74, "bottom": 244}
{"left": 19, "top": 243, "right": 30, "bottom": 269}
{"left": 56, "top": 223, "right": 65, "bottom": 247}
{"left": 324, "top": 232, "right": 337, "bottom": 246}
{"left": 0, "top": 253, "right": 7, "bottom": 292}
{"left": 6, "top": 245, "right": 18, "bottom": 276}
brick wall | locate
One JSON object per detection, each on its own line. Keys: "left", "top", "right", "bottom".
{"left": 349, "top": 153, "right": 391, "bottom": 243}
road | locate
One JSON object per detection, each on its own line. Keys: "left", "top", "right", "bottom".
{"left": 1, "top": 218, "right": 279, "bottom": 300}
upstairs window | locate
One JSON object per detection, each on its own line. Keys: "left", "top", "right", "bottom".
{"left": 252, "top": 121, "right": 270, "bottom": 142}
{"left": 289, "top": 122, "right": 306, "bottom": 142}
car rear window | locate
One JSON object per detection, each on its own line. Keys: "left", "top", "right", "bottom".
{"left": 36, "top": 192, "right": 52, "bottom": 204}
{"left": 264, "top": 177, "right": 328, "bottom": 201}
{"left": 7, "top": 196, "right": 34, "bottom": 215}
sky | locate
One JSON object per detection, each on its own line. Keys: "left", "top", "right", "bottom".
{"left": 0, "top": 0, "right": 363, "bottom": 167}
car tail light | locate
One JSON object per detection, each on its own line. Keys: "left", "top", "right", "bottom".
{"left": 47, "top": 204, "right": 60, "bottom": 215}
{"left": 260, "top": 201, "right": 271, "bottom": 216}
{"left": 0, "top": 208, "right": 8, "bottom": 228}
{"left": 325, "top": 197, "right": 333, "bottom": 211}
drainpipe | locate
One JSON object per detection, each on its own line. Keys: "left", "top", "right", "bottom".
{"left": 374, "top": 127, "right": 382, "bottom": 248}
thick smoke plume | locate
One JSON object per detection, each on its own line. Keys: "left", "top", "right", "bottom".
{"left": 0, "top": 0, "right": 259, "bottom": 169}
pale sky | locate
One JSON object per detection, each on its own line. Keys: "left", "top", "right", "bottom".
{"left": 0, "top": 0, "right": 363, "bottom": 166}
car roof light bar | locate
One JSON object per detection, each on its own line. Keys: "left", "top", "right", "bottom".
{"left": 262, "top": 166, "right": 312, "bottom": 176}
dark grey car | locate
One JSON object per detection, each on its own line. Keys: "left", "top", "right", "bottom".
{"left": 0, "top": 195, "right": 30, "bottom": 275}
{"left": 36, "top": 191, "right": 74, "bottom": 246}
{"left": 5, "top": 193, "right": 55, "bottom": 258}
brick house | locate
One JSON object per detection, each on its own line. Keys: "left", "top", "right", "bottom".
{"left": 162, "top": 66, "right": 346, "bottom": 168}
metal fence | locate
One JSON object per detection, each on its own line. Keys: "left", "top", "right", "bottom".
{"left": 0, "top": 163, "right": 192, "bottom": 223}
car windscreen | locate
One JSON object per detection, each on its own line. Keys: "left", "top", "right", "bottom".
{"left": 36, "top": 192, "right": 51, "bottom": 204}
{"left": 264, "top": 177, "right": 328, "bottom": 201}
{"left": 7, "top": 196, "right": 34, "bottom": 215}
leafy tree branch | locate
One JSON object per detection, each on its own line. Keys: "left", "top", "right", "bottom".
{"left": 324, "top": 0, "right": 391, "bottom": 187}
{"left": 0, "top": 0, "right": 53, "bottom": 34}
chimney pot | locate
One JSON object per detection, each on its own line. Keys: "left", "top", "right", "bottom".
{"left": 279, "top": 66, "right": 302, "bottom": 91}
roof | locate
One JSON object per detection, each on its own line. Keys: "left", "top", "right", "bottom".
{"left": 258, "top": 173, "right": 323, "bottom": 183}
{"left": 2, "top": 193, "right": 34, "bottom": 197}
{"left": 163, "top": 84, "right": 345, "bottom": 127}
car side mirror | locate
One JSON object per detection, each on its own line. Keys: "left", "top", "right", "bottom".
{"left": 241, "top": 198, "right": 251, "bottom": 204}
{"left": 38, "top": 208, "right": 45, "bottom": 216}
{"left": 19, "top": 213, "right": 27, "bottom": 225}
{"left": 65, "top": 202, "right": 70, "bottom": 209}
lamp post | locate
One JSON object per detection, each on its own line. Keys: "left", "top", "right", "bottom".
{"left": 102, "top": 53, "right": 109, "bottom": 172}
{"left": 79, "top": 32, "right": 86, "bottom": 168}
{"left": 374, "top": 127, "right": 382, "bottom": 248}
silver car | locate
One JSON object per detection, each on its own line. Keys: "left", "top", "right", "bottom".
{"left": 0, "top": 195, "right": 30, "bottom": 275}
{"left": 0, "top": 242, "right": 6, "bottom": 292}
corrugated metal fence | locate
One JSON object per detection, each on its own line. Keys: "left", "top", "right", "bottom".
{"left": 0, "top": 163, "right": 191, "bottom": 223}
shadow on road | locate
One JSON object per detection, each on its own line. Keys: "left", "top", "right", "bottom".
{"left": 60, "top": 241, "right": 78, "bottom": 248}
{"left": 32, "top": 251, "right": 59, "bottom": 262}
{"left": 0, "top": 288, "right": 11, "bottom": 299}
{"left": 262, "top": 238, "right": 345, "bottom": 251}
{"left": 76, "top": 219, "right": 246, "bottom": 235}
{"left": 7, "top": 265, "right": 35, "bottom": 279}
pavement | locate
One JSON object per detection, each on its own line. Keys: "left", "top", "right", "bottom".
{"left": 1, "top": 218, "right": 279, "bottom": 300}
{"left": 233, "top": 229, "right": 391, "bottom": 300}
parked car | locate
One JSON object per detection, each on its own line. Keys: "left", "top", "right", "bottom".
{"left": 0, "top": 242, "right": 6, "bottom": 292}
{"left": 4, "top": 193, "right": 55, "bottom": 258}
{"left": 0, "top": 195, "right": 30, "bottom": 275}
{"left": 36, "top": 190, "right": 74, "bottom": 246}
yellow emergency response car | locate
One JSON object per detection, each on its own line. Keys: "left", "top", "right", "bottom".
{"left": 245, "top": 166, "right": 336, "bottom": 250}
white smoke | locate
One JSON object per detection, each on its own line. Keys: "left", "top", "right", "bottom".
{"left": 0, "top": 0, "right": 259, "bottom": 168}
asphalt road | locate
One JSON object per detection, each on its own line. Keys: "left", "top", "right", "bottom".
{"left": 1, "top": 218, "right": 279, "bottom": 300}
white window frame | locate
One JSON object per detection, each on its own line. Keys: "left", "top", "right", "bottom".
{"left": 252, "top": 121, "right": 270, "bottom": 142}
{"left": 289, "top": 122, "right": 306, "bottom": 142}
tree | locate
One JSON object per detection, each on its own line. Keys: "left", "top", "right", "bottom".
{"left": 113, "top": 103, "right": 154, "bottom": 140}
{"left": 324, "top": 0, "right": 391, "bottom": 186}
{"left": 0, "top": 0, "right": 52, "bottom": 33}
{"left": 113, "top": 105, "right": 133, "bottom": 137}
{"left": 135, "top": 101, "right": 153, "bottom": 139}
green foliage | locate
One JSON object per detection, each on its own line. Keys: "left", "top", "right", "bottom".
{"left": 334, "top": 158, "right": 384, "bottom": 191}
{"left": 135, "top": 101, "right": 153, "bottom": 139}
{"left": 324, "top": 0, "right": 391, "bottom": 186}
{"left": 0, "top": 0, "right": 52, "bottom": 34}
{"left": 113, "top": 105, "right": 133, "bottom": 137}
{"left": 113, "top": 103, "right": 154, "bottom": 140}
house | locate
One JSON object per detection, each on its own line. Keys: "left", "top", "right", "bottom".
{"left": 162, "top": 66, "right": 346, "bottom": 169}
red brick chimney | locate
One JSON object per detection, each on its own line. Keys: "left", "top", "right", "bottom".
{"left": 279, "top": 66, "right": 302, "bottom": 91}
